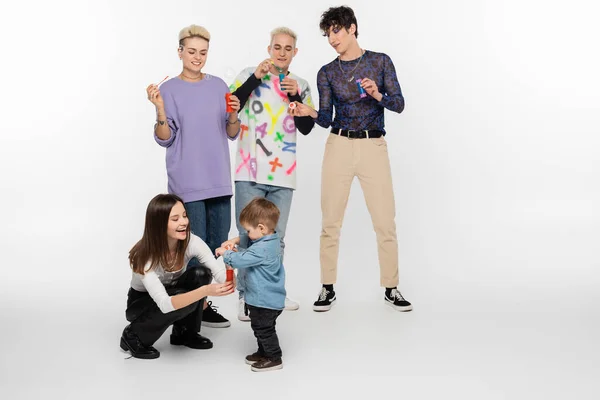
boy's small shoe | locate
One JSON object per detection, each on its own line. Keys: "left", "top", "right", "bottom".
{"left": 238, "top": 298, "right": 251, "bottom": 322}
{"left": 201, "top": 301, "right": 231, "bottom": 328}
{"left": 251, "top": 358, "right": 283, "bottom": 372}
{"left": 245, "top": 352, "right": 266, "bottom": 365}
{"left": 313, "top": 287, "right": 336, "bottom": 312}
{"left": 384, "top": 289, "right": 413, "bottom": 312}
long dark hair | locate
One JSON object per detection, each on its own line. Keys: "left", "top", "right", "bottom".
{"left": 129, "top": 194, "right": 191, "bottom": 274}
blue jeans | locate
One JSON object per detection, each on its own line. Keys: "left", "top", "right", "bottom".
{"left": 185, "top": 196, "right": 232, "bottom": 267}
{"left": 234, "top": 181, "right": 293, "bottom": 297}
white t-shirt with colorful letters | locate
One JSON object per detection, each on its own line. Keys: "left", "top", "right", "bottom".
{"left": 230, "top": 67, "right": 314, "bottom": 190}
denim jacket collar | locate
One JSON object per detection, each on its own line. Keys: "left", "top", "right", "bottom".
{"left": 249, "top": 232, "right": 279, "bottom": 245}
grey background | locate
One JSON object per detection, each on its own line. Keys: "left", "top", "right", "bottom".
{"left": 1, "top": 0, "right": 598, "bottom": 398}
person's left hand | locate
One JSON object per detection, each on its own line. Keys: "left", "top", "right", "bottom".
{"left": 360, "top": 78, "right": 381, "bottom": 98}
{"left": 281, "top": 77, "right": 298, "bottom": 96}
{"left": 227, "top": 94, "right": 241, "bottom": 112}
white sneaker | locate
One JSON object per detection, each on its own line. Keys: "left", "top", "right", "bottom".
{"left": 238, "top": 298, "right": 250, "bottom": 322}
{"left": 284, "top": 297, "right": 299, "bottom": 311}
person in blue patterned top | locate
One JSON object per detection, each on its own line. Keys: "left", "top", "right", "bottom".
{"left": 289, "top": 6, "right": 413, "bottom": 313}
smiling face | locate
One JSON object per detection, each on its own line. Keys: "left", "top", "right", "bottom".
{"left": 178, "top": 36, "right": 209, "bottom": 74}
{"left": 268, "top": 33, "right": 298, "bottom": 71}
{"left": 326, "top": 24, "right": 357, "bottom": 55}
{"left": 167, "top": 201, "right": 189, "bottom": 243}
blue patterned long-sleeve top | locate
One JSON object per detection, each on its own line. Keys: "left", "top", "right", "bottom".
{"left": 315, "top": 50, "right": 404, "bottom": 132}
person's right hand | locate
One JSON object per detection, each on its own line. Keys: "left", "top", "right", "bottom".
{"left": 146, "top": 84, "right": 164, "bottom": 109}
{"left": 215, "top": 247, "right": 226, "bottom": 258}
{"left": 204, "top": 281, "right": 235, "bottom": 297}
{"left": 254, "top": 58, "right": 272, "bottom": 79}
{"left": 221, "top": 239, "right": 238, "bottom": 251}
{"left": 288, "top": 102, "right": 315, "bottom": 117}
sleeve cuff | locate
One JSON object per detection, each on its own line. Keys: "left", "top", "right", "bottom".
{"left": 154, "top": 134, "right": 174, "bottom": 147}
{"left": 288, "top": 93, "right": 302, "bottom": 103}
{"left": 223, "top": 250, "right": 234, "bottom": 265}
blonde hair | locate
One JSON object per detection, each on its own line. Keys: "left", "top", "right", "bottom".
{"left": 178, "top": 25, "right": 211, "bottom": 47}
{"left": 270, "top": 27, "right": 297, "bottom": 46}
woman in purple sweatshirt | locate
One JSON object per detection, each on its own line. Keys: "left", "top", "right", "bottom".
{"left": 146, "top": 25, "right": 240, "bottom": 327}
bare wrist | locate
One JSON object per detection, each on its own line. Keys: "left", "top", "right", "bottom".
{"left": 196, "top": 286, "right": 208, "bottom": 299}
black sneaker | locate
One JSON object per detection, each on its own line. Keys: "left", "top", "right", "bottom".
{"left": 120, "top": 326, "right": 160, "bottom": 359}
{"left": 201, "top": 301, "right": 231, "bottom": 328}
{"left": 313, "top": 287, "right": 336, "bottom": 312}
{"left": 385, "top": 289, "right": 413, "bottom": 311}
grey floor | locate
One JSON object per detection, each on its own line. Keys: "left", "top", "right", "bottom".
{"left": 2, "top": 278, "right": 598, "bottom": 400}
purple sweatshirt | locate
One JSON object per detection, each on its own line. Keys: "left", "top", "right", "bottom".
{"left": 155, "top": 75, "right": 238, "bottom": 203}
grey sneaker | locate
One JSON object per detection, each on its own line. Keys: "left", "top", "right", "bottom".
{"left": 238, "top": 298, "right": 251, "bottom": 322}
{"left": 284, "top": 297, "right": 299, "bottom": 311}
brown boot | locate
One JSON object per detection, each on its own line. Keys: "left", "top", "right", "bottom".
{"left": 251, "top": 358, "right": 283, "bottom": 372}
{"left": 245, "top": 352, "right": 266, "bottom": 365}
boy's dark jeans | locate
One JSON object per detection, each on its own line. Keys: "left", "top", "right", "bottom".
{"left": 247, "top": 304, "right": 283, "bottom": 360}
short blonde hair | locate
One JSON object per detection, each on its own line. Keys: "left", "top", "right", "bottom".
{"left": 270, "top": 27, "right": 297, "bottom": 45}
{"left": 178, "top": 25, "right": 211, "bottom": 47}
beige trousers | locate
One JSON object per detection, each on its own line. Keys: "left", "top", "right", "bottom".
{"left": 320, "top": 133, "right": 399, "bottom": 287}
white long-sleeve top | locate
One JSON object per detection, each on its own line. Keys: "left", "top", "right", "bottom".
{"left": 130, "top": 234, "right": 226, "bottom": 313}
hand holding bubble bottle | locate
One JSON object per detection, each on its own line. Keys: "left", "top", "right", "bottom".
{"left": 356, "top": 79, "right": 367, "bottom": 98}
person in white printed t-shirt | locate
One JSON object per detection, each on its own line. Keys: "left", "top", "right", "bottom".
{"left": 225, "top": 27, "right": 315, "bottom": 321}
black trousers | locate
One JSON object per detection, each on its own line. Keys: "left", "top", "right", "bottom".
{"left": 125, "top": 266, "right": 211, "bottom": 346}
{"left": 247, "top": 304, "right": 283, "bottom": 360}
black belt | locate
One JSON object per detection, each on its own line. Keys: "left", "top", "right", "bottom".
{"left": 331, "top": 128, "right": 385, "bottom": 139}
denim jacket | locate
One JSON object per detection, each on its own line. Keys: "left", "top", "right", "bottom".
{"left": 223, "top": 233, "right": 286, "bottom": 310}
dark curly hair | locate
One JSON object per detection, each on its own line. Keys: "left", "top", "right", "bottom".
{"left": 319, "top": 6, "right": 358, "bottom": 38}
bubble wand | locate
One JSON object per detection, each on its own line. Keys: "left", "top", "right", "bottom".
{"left": 271, "top": 60, "right": 286, "bottom": 89}
{"left": 157, "top": 75, "right": 169, "bottom": 86}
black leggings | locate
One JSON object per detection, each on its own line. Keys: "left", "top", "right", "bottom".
{"left": 125, "top": 266, "right": 211, "bottom": 346}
